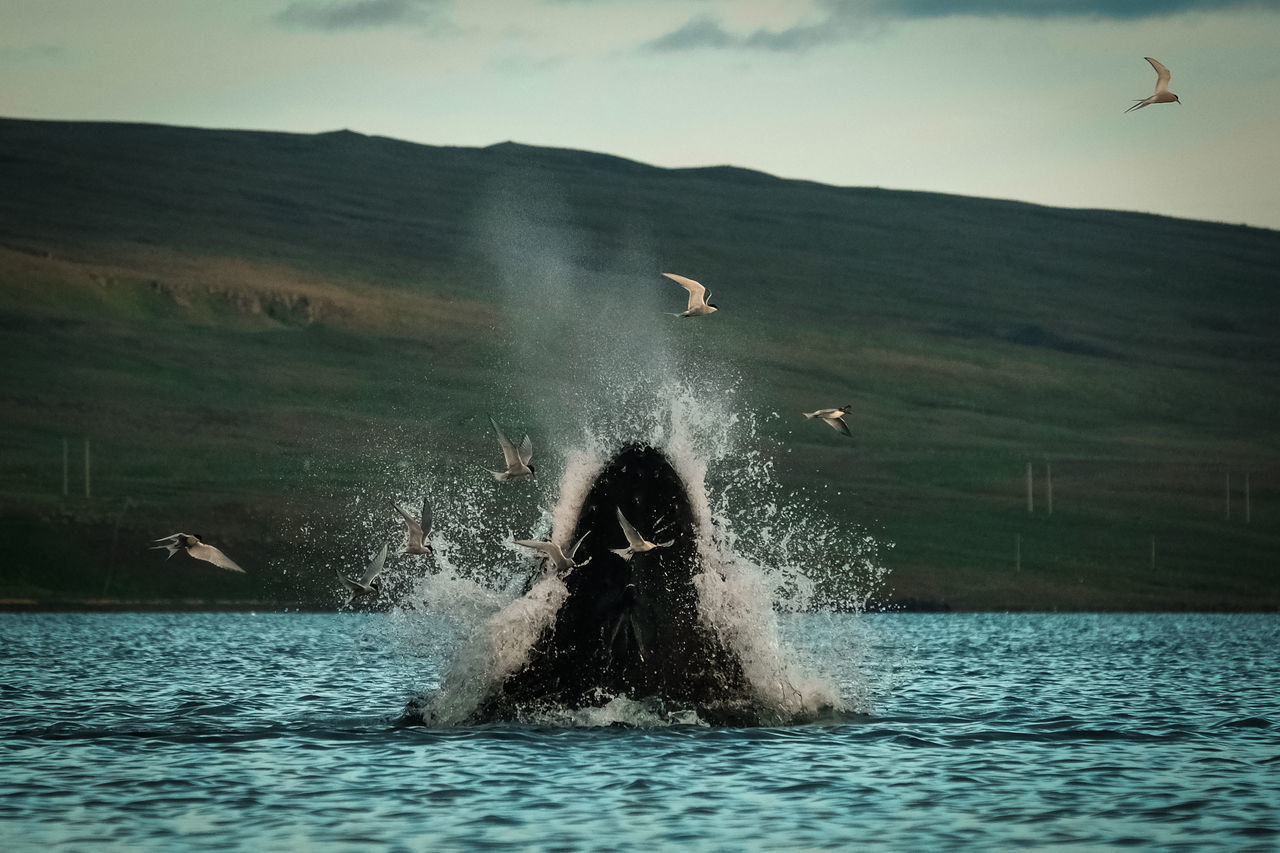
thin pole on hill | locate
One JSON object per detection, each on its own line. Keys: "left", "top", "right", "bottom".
{"left": 102, "top": 498, "right": 133, "bottom": 597}
{"left": 84, "top": 438, "right": 91, "bottom": 499}
{"left": 1046, "top": 461, "right": 1053, "bottom": 516}
{"left": 62, "top": 438, "right": 69, "bottom": 497}
{"left": 1026, "top": 462, "right": 1034, "bottom": 515}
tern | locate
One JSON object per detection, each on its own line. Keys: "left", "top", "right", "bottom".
{"left": 610, "top": 507, "right": 674, "bottom": 561}
{"left": 803, "top": 405, "right": 853, "bottom": 437}
{"left": 151, "top": 533, "right": 245, "bottom": 573}
{"left": 662, "top": 273, "right": 719, "bottom": 317}
{"left": 336, "top": 543, "right": 389, "bottom": 604}
{"left": 515, "top": 532, "right": 591, "bottom": 574}
{"left": 392, "top": 497, "right": 434, "bottom": 556}
{"left": 1126, "top": 57, "right": 1180, "bottom": 113}
{"left": 489, "top": 417, "right": 535, "bottom": 480}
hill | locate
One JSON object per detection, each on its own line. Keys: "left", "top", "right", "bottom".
{"left": 1, "top": 117, "right": 1277, "bottom": 611}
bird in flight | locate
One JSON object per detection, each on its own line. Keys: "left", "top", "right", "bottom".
{"left": 662, "top": 273, "right": 719, "bottom": 317}
{"left": 803, "top": 405, "right": 854, "bottom": 437}
{"left": 515, "top": 532, "right": 591, "bottom": 575}
{"left": 336, "top": 543, "right": 389, "bottom": 604}
{"left": 152, "top": 533, "right": 245, "bottom": 573}
{"left": 392, "top": 497, "right": 434, "bottom": 556}
{"left": 610, "top": 507, "right": 674, "bottom": 561}
{"left": 1126, "top": 57, "right": 1181, "bottom": 113}
{"left": 488, "top": 417, "right": 535, "bottom": 480}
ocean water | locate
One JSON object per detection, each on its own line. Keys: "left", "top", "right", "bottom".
{"left": 2, "top": 611, "right": 1277, "bottom": 851}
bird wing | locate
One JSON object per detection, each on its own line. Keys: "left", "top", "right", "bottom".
{"left": 567, "top": 531, "right": 590, "bottom": 561}
{"left": 490, "top": 417, "right": 521, "bottom": 468}
{"left": 151, "top": 533, "right": 183, "bottom": 558}
{"left": 662, "top": 273, "right": 706, "bottom": 310}
{"left": 515, "top": 538, "right": 553, "bottom": 554}
{"left": 335, "top": 569, "right": 359, "bottom": 594}
{"left": 187, "top": 542, "right": 246, "bottom": 573}
{"left": 515, "top": 539, "right": 568, "bottom": 570}
{"left": 1146, "top": 57, "right": 1171, "bottom": 93}
{"left": 615, "top": 507, "right": 647, "bottom": 550}
{"left": 393, "top": 502, "right": 424, "bottom": 543}
{"left": 517, "top": 433, "right": 533, "bottom": 467}
{"left": 830, "top": 416, "right": 852, "bottom": 437}
{"left": 360, "top": 543, "right": 389, "bottom": 585}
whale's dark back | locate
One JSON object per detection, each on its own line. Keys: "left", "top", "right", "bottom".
{"left": 469, "top": 444, "right": 753, "bottom": 722}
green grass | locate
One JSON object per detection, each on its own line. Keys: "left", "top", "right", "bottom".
{"left": 0, "top": 117, "right": 1277, "bottom": 610}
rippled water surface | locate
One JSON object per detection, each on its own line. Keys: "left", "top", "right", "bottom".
{"left": 2, "top": 612, "right": 1277, "bottom": 850}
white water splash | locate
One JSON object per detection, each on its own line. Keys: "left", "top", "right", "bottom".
{"left": 370, "top": 375, "right": 886, "bottom": 726}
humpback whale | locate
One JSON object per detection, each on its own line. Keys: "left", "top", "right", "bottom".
{"left": 465, "top": 443, "right": 762, "bottom": 725}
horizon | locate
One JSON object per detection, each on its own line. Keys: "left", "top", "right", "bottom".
{"left": 2, "top": 1, "right": 1279, "bottom": 230}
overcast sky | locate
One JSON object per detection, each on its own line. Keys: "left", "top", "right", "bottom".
{"left": 3, "top": 0, "right": 1279, "bottom": 229}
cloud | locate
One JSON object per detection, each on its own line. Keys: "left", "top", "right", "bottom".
{"left": 642, "top": 16, "right": 735, "bottom": 51}
{"left": 642, "top": 7, "right": 858, "bottom": 54}
{"left": 873, "top": 0, "right": 1280, "bottom": 19}
{"left": 274, "top": 0, "right": 441, "bottom": 30}
{"left": 643, "top": 0, "right": 1280, "bottom": 53}
{"left": 642, "top": 14, "right": 851, "bottom": 53}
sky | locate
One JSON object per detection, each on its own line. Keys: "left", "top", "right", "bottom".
{"left": 2, "top": 0, "right": 1279, "bottom": 230}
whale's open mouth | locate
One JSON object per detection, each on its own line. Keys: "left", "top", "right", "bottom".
{"left": 464, "top": 444, "right": 764, "bottom": 723}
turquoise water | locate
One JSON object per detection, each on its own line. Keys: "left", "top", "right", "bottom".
{"left": 1, "top": 612, "right": 1277, "bottom": 850}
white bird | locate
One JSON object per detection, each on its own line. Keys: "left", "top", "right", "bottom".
{"left": 392, "top": 497, "right": 433, "bottom": 555}
{"left": 151, "top": 533, "right": 245, "bottom": 573}
{"left": 610, "top": 507, "right": 674, "bottom": 561}
{"left": 803, "top": 405, "right": 853, "bottom": 437}
{"left": 662, "top": 273, "right": 719, "bottom": 317}
{"left": 1125, "top": 57, "right": 1181, "bottom": 113}
{"left": 515, "top": 532, "right": 591, "bottom": 574}
{"left": 336, "top": 543, "right": 389, "bottom": 604}
{"left": 489, "top": 417, "right": 534, "bottom": 480}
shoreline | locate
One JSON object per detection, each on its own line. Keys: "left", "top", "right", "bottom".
{"left": 2, "top": 598, "right": 1275, "bottom": 614}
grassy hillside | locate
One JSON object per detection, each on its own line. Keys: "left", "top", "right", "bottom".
{"left": 1, "top": 117, "right": 1277, "bottom": 611}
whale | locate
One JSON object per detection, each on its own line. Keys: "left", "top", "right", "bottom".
{"left": 465, "top": 443, "right": 763, "bottom": 725}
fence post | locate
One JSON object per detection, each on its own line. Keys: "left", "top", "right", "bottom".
{"left": 1046, "top": 461, "right": 1053, "bottom": 516}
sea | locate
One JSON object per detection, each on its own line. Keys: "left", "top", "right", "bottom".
{"left": 2, "top": 610, "right": 1277, "bottom": 851}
